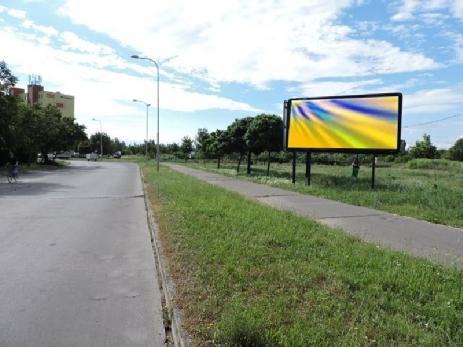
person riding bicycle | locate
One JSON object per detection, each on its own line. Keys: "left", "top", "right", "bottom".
{"left": 7, "top": 157, "right": 19, "bottom": 183}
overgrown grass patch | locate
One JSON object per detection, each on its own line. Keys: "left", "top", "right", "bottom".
{"left": 143, "top": 164, "right": 463, "bottom": 346}
{"left": 408, "top": 158, "right": 463, "bottom": 171}
{"left": 186, "top": 161, "right": 463, "bottom": 228}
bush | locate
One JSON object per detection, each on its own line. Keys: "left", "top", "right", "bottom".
{"left": 394, "top": 154, "right": 412, "bottom": 163}
{"left": 448, "top": 138, "right": 463, "bottom": 161}
{"left": 407, "top": 158, "right": 463, "bottom": 171}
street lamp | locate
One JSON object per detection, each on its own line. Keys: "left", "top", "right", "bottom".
{"left": 131, "top": 54, "right": 161, "bottom": 172}
{"left": 132, "top": 99, "right": 151, "bottom": 158}
{"left": 92, "top": 118, "right": 103, "bottom": 157}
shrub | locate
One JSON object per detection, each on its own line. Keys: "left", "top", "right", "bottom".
{"left": 407, "top": 158, "right": 463, "bottom": 171}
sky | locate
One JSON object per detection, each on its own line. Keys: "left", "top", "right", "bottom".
{"left": 0, "top": 0, "right": 462, "bottom": 148}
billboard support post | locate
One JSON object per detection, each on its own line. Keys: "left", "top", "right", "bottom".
{"left": 247, "top": 152, "right": 251, "bottom": 175}
{"left": 292, "top": 151, "right": 296, "bottom": 184}
{"left": 305, "top": 152, "right": 311, "bottom": 186}
{"left": 371, "top": 155, "right": 376, "bottom": 189}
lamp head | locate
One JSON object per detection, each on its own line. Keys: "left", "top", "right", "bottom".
{"left": 147, "top": 104, "right": 151, "bottom": 107}
{"left": 131, "top": 55, "right": 139, "bottom": 59}
{"left": 132, "top": 99, "right": 138, "bottom": 102}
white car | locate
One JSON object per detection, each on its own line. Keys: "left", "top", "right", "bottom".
{"left": 86, "top": 153, "right": 98, "bottom": 161}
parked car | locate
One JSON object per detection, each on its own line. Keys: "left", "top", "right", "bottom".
{"left": 86, "top": 153, "right": 98, "bottom": 161}
{"left": 56, "top": 151, "right": 72, "bottom": 159}
{"left": 113, "top": 151, "right": 122, "bottom": 159}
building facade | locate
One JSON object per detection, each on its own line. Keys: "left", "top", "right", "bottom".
{"left": 37, "top": 91, "right": 74, "bottom": 119}
{"left": 9, "top": 78, "right": 75, "bottom": 119}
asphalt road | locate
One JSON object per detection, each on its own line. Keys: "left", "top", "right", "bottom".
{"left": 0, "top": 161, "right": 165, "bottom": 347}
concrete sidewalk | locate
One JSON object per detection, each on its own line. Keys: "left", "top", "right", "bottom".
{"left": 166, "top": 163, "right": 463, "bottom": 267}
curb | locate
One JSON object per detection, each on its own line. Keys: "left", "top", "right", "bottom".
{"left": 140, "top": 167, "right": 189, "bottom": 347}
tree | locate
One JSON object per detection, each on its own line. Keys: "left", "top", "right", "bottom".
{"left": 225, "top": 117, "right": 253, "bottom": 172}
{"left": 409, "top": 134, "right": 437, "bottom": 159}
{"left": 206, "top": 130, "right": 225, "bottom": 168}
{"left": 448, "top": 138, "right": 463, "bottom": 161}
{"left": 195, "top": 128, "right": 209, "bottom": 158}
{"left": 180, "top": 136, "right": 194, "bottom": 159}
{"left": 0, "top": 61, "right": 18, "bottom": 95}
{"left": 245, "top": 114, "right": 283, "bottom": 176}
{"left": 90, "top": 132, "right": 112, "bottom": 155}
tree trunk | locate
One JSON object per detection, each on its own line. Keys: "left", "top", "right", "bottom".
{"left": 246, "top": 151, "right": 251, "bottom": 175}
{"left": 237, "top": 154, "right": 242, "bottom": 172}
{"left": 217, "top": 156, "right": 221, "bottom": 169}
{"left": 266, "top": 151, "right": 271, "bottom": 176}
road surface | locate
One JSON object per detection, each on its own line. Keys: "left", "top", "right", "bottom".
{"left": 0, "top": 161, "right": 165, "bottom": 347}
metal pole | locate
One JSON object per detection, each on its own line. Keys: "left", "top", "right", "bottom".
{"left": 156, "top": 64, "right": 160, "bottom": 172}
{"left": 145, "top": 104, "right": 148, "bottom": 158}
{"left": 371, "top": 155, "right": 376, "bottom": 189}
{"left": 99, "top": 120, "right": 103, "bottom": 157}
{"left": 305, "top": 152, "right": 311, "bottom": 186}
{"left": 292, "top": 151, "right": 296, "bottom": 184}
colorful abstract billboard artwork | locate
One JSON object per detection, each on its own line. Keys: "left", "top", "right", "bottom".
{"left": 285, "top": 93, "right": 402, "bottom": 153}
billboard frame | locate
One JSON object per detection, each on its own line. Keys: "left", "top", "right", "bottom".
{"left": 284, "top": 92, "right": 402, "bottom": 154}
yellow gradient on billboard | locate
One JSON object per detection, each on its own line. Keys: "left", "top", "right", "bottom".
{"left": 287, "top": 95, "right": 400, "bottom": 150}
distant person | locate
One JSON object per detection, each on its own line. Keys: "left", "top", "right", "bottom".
{"left": 7, "top": 157, "right": 19, "bottom": 183}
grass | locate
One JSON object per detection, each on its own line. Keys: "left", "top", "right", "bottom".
{"left": 142, "top": 163, "right": 463, "bottom": 346}
{"left": 184, "top": 159, "right": 463, "bottom": 228}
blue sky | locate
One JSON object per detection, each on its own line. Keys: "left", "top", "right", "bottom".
{"left": 1, "top": 0, "right": 462, "bottom": 148}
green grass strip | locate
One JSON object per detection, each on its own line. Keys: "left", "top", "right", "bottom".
{"left": 144, "top": 165, "right": 463, "bottom": 346}
{"left": 186, "top": 161, "right": 463, "bottom": 228}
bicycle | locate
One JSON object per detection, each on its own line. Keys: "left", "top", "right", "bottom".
{"left": 6, "top": 162, "right": 19, "bottom": 183}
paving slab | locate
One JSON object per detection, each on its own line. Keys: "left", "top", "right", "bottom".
{"left": 166, "top": 163, "right": 463, "bottom": 267}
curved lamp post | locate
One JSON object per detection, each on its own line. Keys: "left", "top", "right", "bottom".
{"left": 132, "top": 99, "right": 151, "bottom": 158}
{"left": 131, "top": 55, "right": 160, "bottom": 172}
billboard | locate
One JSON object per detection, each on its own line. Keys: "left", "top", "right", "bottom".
{"left": 284, "top": 93, "right": 402, "bottom": 153}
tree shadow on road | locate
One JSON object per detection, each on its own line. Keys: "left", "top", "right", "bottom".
{"left": 0, "top": 181, "right": 73, "bottom": 197}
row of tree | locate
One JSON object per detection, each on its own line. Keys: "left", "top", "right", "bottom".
{"left": 193, "top": 115, "right": 283, "bottom": 174}
{"left": 175, "top": 124, "right": 463, "bottom": 172}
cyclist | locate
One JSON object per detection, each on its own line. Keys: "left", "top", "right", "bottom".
{"left": 7, "top": 158, "right": 19, "bottom": 183}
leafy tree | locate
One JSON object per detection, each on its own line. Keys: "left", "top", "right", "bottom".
{"left": 225, "top": 117, "right": 253, "bottom": 172}
{"left": 111, "top": 137, "right": 127, "bottom": 153}
{"left": 0, "top": 94, "right": 20, "bottom": 155}
{"left": 0, "top": 61, "right": 18, "bottom": 95}
{"left": 409, "top": 134, "right": 437, "bottom": 159}
{"left": 195, "top": 128, "right": 209, "bottom": 158}
{"left": 180, "top": 136, "right": 194, "bottom": 159}
{"left": 90, "top": 132, "right": 112, "bottom": 155}
{"left": 245, "top": 114, "right": 283, "bottom": 176}
{"left": 0, "top": 63, "right": 88, "bottom": 165}
{"left": 206, "top": 130, "right": 225, "bottom": 168}
{"left": 448, "top": 138, "right": 463, "bottom": 161}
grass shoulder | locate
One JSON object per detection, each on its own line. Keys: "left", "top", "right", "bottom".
{"left": 143, "top": 164, "right": 463, "bottom": 346}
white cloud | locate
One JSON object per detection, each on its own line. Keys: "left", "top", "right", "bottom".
{"left": 59, "top": 31, "right": 113, "bottom": 55}
{"left": 22, "top": 19, "right": 58, "bottom": 37}
{"left": 297, "top": 79, "right": 383, "bottom": 96}
{"left": 0, "top": 24, "right": 258, "bottom": 142}
{"left": 391, "top": 0, "right": 463, "bottom": 21}
{"left": 391, "top": 0, "right": 420, "bottom": 21}
{"left": 59, "top": 0, "right": 440, "bottom": 88}
{"left": 452, "top": 0, "right": 463, "bottom": 17}
{"left": 404, "top": 87, "right": 463, "bottom": 113}
{"left": 0, "top": 5, "right": 26, "bottom": 19}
